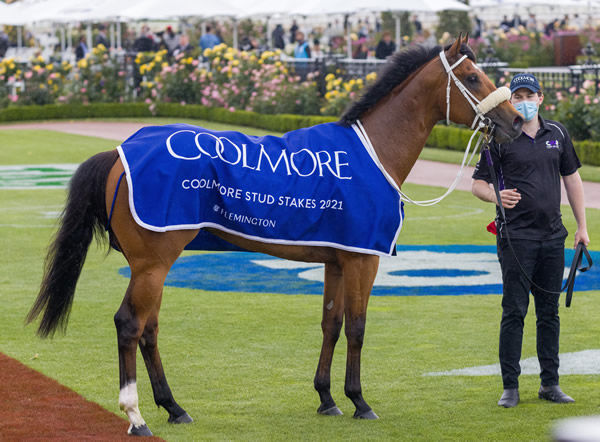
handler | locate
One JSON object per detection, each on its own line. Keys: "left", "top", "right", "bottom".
{"left": 471, "top": 73, "right": 590, "bottom": 408}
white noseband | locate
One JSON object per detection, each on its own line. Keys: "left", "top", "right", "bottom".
{"left": 439, "top": 50, "right": 511, "bottom": 129}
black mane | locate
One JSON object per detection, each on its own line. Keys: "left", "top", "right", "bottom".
{"left": 339, "top": 43, "right": 476, "bottom": 126}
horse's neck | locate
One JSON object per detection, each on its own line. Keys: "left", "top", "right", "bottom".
{"left": 361, "top": 82, "right": 441, "bottom": 188}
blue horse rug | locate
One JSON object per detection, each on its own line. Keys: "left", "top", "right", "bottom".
{"left": 117, "top": 122, "right": 403, "bottom": 256}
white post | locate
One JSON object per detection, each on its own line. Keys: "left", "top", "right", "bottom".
{"left": 346, "top": 20, "right": 352, "bottom": 58}
{"left": 67, "top": 25, "right": 72, "bottom": 51}
{"left": 395, "top": 14, "right": 401, "bottom": 48}
{"left": 266, "top": 16, "right": 271, "bottom": 49}
{"left": 17, "top": 25, "right": 22, "bottom": 58}
{"left": 86, "top": 23, "right": 93, "bottom": 49}
{"left": 232, "top": 18, "right": 238, "bottom": 49}
{"left": 117, "top": 21, "right": 122, "bottom": 49}
{"left": 60, "top": 26, "right": 66, "bottom": 52}
{"left": 110, "top": 23, "right": 115, "bottom": 50}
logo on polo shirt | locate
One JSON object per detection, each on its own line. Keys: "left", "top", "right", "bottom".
{"left": 546, "top": 140, "right": 560, "bottom": 149}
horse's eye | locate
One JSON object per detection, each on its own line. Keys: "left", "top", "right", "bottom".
{"left": 466, "top": 74, "right": 479, "bottom": 84}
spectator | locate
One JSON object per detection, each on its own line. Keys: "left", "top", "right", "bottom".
{"left": 500, "top": 15, "right": 512, "bottom": 31}
{"left": 75, "top": 35, "right": 88, "bottom": 60}
{"left": 199, "top": 25, "right": 220, "bottom": 51}
{"left": 133, "top": 25, "right": 155, "bottom": 52}
{"left": 312, "top": 38, "right": 324, "bottom": 58}
{"left": 353, "top": 42, "right": 368, "bottom": 59}
{"left": 293, "top": 31, "right": 311, "bottom": 58}
{"left": 0, "top": 30, "right": 8, "bottom": 60}
{"left": 560, "top": 14, "right": 569, "bottom": 29}
{"left": 375, "top": 31, "right": 396, "bottom": 60}
{"left": 239, "top": 35, "right": 259, "bottom": 52}
{"left": 290, "top": 20, "right": 299, "bottom": 43}
{"left": 357, "top": 19, "right": 368, "bottom": 39}
{"left": 272, "top": 24, "right": 285, "bottom": 50}
{"left": 172, "top": 34, "right": 193, "bottom": 58}
{"left": 544, "top": 19, "right": 559, "bottom": 37}
{"left": 512, "top": 14, "right": 522, "bottom": 28}
{"left": 95, "top": 24, "right": 109, "bottom": 48}
{"left": 411, "top": 15, "right": 423, "bottom": 36}
{"left": 526, "top": 14, "right": 538, "bottom": 32}
{"left": 162, "top": 26, "right": 179, "bottom": 55}
{"left": 473, "top": 15, "right": 483, "bottom": 39}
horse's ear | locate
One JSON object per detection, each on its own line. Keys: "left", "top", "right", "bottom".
{"left": 464, "top": 33, "right": 469, "bottom": 45}
{"left": 449, "top": 34, "right": 463, "bottom": 57}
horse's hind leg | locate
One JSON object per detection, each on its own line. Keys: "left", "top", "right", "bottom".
{"left": 139, "top": 303, "right": 193, "bottom": 424}
{"left": 314, "top": 262, "right": 345, "bottom": 416}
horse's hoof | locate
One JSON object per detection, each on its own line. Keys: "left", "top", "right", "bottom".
{"left": 317, "top": 405, "right": 343, "bottom": 416}
{"left": 128, "top": 423, "right": 153, "bottom": 436}
{"left": 353, "top": 409, "right": 379, "bottom": 420}
{"left": 168, "top": 412, "right": 194, "bottom": 424}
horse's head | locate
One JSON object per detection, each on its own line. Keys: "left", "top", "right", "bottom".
{"left": 438, "top": 35, "right": 523, "bottom": 143}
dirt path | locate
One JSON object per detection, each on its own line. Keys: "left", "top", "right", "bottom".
{"left": 2, "top": 120, "right": 599, "bottom": 208}
{"left": 0, "top": 353, "right": 164, "bottom": 440}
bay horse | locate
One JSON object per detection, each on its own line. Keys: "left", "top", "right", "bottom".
{"left": 27, "top": 36, "right": 523, "bottom": 436}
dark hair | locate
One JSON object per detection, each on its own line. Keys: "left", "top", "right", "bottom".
{"left": 339, "top": 43, "right": 475, "bottom": 125}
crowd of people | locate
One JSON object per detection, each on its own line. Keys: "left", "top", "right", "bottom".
{"left": 1, "top": 9, "right": 598, "bottom": 64}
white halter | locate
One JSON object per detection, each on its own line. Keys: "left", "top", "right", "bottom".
{"left": 439, "top": 50, "right": 511, "bottom": 129}
{"left": 356, "top": 51, "right": 513, "bottom": 207}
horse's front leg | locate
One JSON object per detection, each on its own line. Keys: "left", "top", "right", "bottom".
{"left": 341, "top": 253, "right": 379, "bottom": 419}
{"left": 139, "top": 307, "right": 193, "bottom": 424}
{"left": 314, "top": 262, "right": 345, "bottom": 415}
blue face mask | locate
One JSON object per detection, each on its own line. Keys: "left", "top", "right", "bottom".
{"left": 514, "top": 100, "right": 538, "bottom": 121}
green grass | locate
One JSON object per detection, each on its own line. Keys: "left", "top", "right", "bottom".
{"left": 1, "top": 125, "right": 599, "bottom": 441}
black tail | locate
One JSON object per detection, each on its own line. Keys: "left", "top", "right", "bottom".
{"left": 26, "top": 150, "right": 119, "bottom": 337}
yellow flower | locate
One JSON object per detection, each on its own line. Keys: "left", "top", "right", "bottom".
{"left": 365, "top": 72, "right": 377, "bottom": 82}
{"left": 47, "top": 63, "right": 53, "bottom": 71}
{"left": 47, "top": 79, "right": 53, "bottom": 85}
{"left": 212, "top": 57, "right": 220, "bottom": 65}
{"left": 39, "top": 84, "right": 46, "bottom": 89}
{"left": 162, "top": 62, "right": 169, "bottom": 69}
{"left": 325, "top": 73, "right": 335, "bottom": 82}
{"left": 9, "top": 62, "right": 15, "bottom": 69}
{"left": 203, "top": 48, "right": 212, "bottom": 57}
{"left": 232, "top": 59, "right": 239, "bottom": 66}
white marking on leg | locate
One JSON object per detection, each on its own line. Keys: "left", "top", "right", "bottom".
{"left": 119, "top": 382, "right": 146, "bottom": 430}
{"left": 326, "top": 300, "right": 334, "bottom": 310}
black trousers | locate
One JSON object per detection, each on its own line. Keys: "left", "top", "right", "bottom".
{"left": 497, "top": 237, "right": 565, "bottom": 389}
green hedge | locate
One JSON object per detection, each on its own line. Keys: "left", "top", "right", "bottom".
{"left": 0, "top": 103, "right": 337, "bottom": 134}
{"left": 1, "top": 103, "right": 599, "bottom": 166}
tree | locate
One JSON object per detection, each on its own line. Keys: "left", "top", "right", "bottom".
{"left": 436, "top": 1, "right": 471, "bottom": 42}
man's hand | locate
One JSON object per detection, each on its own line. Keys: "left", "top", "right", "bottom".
{"left": 574, "top": 229, "right": 590, "bottom": 248}
{"left": 498, "top": 188, "right": 521, "bottom": 209}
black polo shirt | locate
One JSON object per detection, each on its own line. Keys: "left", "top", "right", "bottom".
{"left": 472, "top": 116, "right": 581, "bottom": 240}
